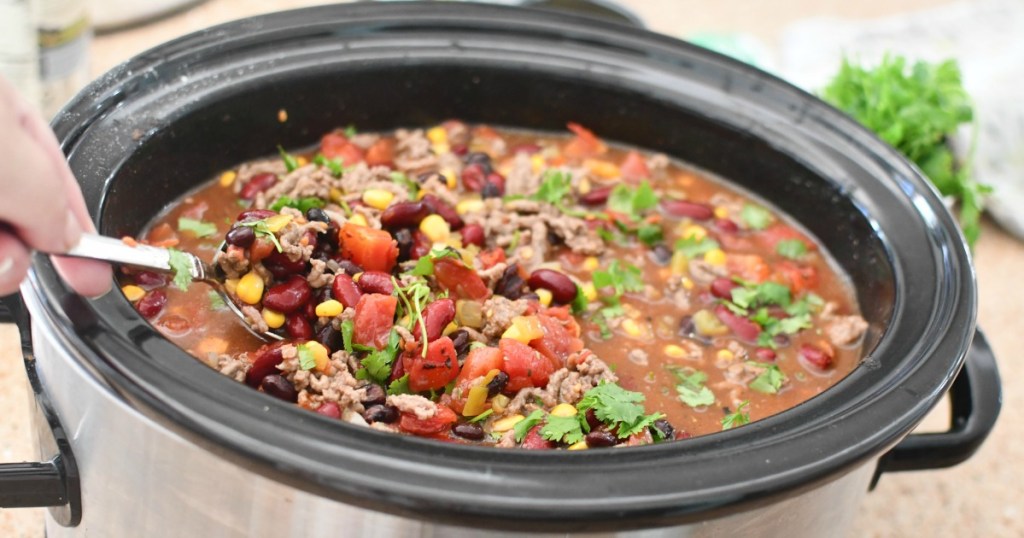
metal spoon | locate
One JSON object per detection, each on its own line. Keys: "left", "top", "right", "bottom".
{"left": 65, "top": 233, "right": 282, "bottom": 342}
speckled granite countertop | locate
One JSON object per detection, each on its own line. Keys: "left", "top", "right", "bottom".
{"left": 1, "top": 1, "right": 1019, "bottom": 536}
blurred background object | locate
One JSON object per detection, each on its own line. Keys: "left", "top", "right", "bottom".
{"left": 36, "top": 0, "right": 92, "bottom": 118}
{"left": 0, "top": 0, "right": 41, "bottom": 109}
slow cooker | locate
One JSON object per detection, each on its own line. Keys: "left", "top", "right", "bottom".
{"left": 0, "top": 3, "right": 1001, "bottom": 536}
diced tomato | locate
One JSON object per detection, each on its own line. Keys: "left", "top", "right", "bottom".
{"left": 364, "top": 138, "right": 395, "bottom": 167}
{"left": 249, "top": 237, "right": 276, "bottom": 265}
{"left": 620, "top": 150, "right": 650, "bottom": 182}
{"left": 433, "top": 258, "right": 490, "bottom": 300}
{"left": 713, "top": 304, "right": 761, "bottom": 342}
{"left": 530, "top": 313, "right": 583, "bottom": 368}
{"left": 727, "top": 254, "right": 771, "bottom": 283}
{"left": 320, "top": 131, "right": 364, "bottom": 165}
{"left": 146, "top": 222, "right": 179, "bottom": 248}
{"left": 478, "top": 248, "right": 506, "bottom": 270}
{"left": 447, "top": 346, "right": 503, "bottom": 414}
{"left": 338, "top": 222, "right": 399, "bottom": 273}
{"left": 500, "top": 338, "right": 556, "bottom": 393}
{"left": 563, "top": 122, "right": 607, "bottom": 160}
{"left": 398, "top": 404, "right": 458, "bottom": 436}
{"left": 775, "top": 261, "right": 819, "bottom": 294}
{"left": 353, "top": 293, "right": 397, "bottom": 350}
{"left": 406, "top": 337, "right": 461, "bottom": 392}
{"left": 520, "top": 425, "right": 556, "bottom": 450}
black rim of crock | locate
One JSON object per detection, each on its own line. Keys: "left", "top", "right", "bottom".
{"left": 29, "top": 2, "right": 976, "bottom": 532}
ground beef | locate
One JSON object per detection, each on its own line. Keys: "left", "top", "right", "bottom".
{"left": 420, "top": 173, "right": 459, "bottom": 207}
{"left": 234, "top": 159, "right": 286, "bottom": 195}
{"left": 277, "top": 207, "right": 328, "bottom": 262}
{"left": 306, "top": 259, "right": 333, "bottom": 289}
{"left": 481, "top": 296, "right": 529, "bottom": 339}
{"left": 212, "top": 354, "right": 250, "bottom": 383}
{"left": 504, "top": 152, "right": 538, "bottom": 197}
{"left": 217, "top": 244, "right": 250, "bottom": 280}
{"left": 339, "top": 163, "right": 399, "bottom": 196}
{"left": 348, "top": 133, "right": 380, "bottom": 149}
{"left": 820, "top": 302, "right": 869, "bottom": 346}
{"left": 258, "top": 165, "right": 334, "bottom": 207}
{"left": 495, "top": 430, "right": 516, "bottom": 448}
{"left": 241, "top": 305, "right": 269, "bottom": 334}
{"left": 387, "top": 394, "right": 437, "bottom": 420}
{"left": 688, "top": 259, "right": 727, "bottom": 282}
{"left": 394, "top": 129, "right": 437, "bottom": 175}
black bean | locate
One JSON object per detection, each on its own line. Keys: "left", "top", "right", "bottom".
{"left": 225, "top": 226, "right": 255, "bottom": 248}
{"left": 481, "top": 181, "right": 501, "bottom": 199}
{"left": 362, "top": 384, "right": 387, "bottom": 407}
{"left": 464, "top": 151, "right": 493, "bottom": 172}
{"left": 394, "top": 228, "right": 414, "bottom": 262}
{"left": 451, "top": 329, "right": 471, "bottom": 358}
{"left": 363, "top": 405, "right": 398, "bottom": 424}
{"left": 306, "top": 207, "right": 330, "bottom": 223}
{"left": 336, "top": 260, "right": 363, "bottom": 276}
{"left": 315, "top": 324, "right": 343, "bottom": 354}
{"left": 260, "top": 374, "right": 298, "bottom": 402}
{"left": 678, "top": 315, "right": 696, "bottom": 337}
{"left": 650, "top": 244, "right": 673, "bottom": 265}
{"left": 585, "top": 431, "right": 618, "bottom": 448}
{"left": 486, "top": 371, "right": 509, "bottom": 398}
{"left": 652, "top": 419, "right": 675, "bottom": 440}
{"left": 584, "top": 408, "right": 602, "bottom": 430}
{"left": 494, "top": 264, "right": 526, "bottom": 300}
{"left": 452, "top": 422, "right": 485, "bottom": 441}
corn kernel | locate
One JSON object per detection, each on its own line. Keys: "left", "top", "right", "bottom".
{"left": 704, "top": 248, "right": 727, "bottom": 266}
{"left": 680, "top": 224, "right": 707, "bottom": 241}
{"left": 456, "top": 198, "right": 485, "bottom": 215}
{"left": 530, "top": 154, "right": 545, "bottom": 172}
{"left": 670, "top": 251, "right": 688, "bottom": 275}
{"left": 296, "top": 156, "right": 308, "bottom": 167}
{"left": 420, "top": 214, "right": 451, "bottom": 242}
{"left": 714, "top": 206, "right": 729, "bottom": 219}
{"left": 224, "top": 278, "right": 239, "bottom": 296}
{"left": 329, "top": 187, "right": 345, "bottom": 205}
{"left": 584, "top": 158, "right": 620, "bottom": 179}
{"left": 622, "top": 318, "right": 643, "bottom": 338}
{"left": 432, "top": 142, "right": 450, "bottom": 155}
{"left": 550, "top": 403, "right": 577, "bottom": 417}
{"left": 441, "top": 169, "right": 458, "bottom": 190}
{"left": 490, "top": 394, "right": 510, "bottom": 413}
{"left": 265, "top": 214, "right": 293, "bottom": 233}
{"left": 578, "top": 177, "right": 592, "bottom": 195}
{"left": 693, "top": 309, "right": 728, "bottom": 336}
{"left": 681, "top": 277, "right": 694, "bottom": 290}
{"left": 416, "top": 189, "right": 429, "bottom": 200}
{"left": 348, "top": 213, "right": 369, "bottom": 227}
{"left": 664, "top": 344, "right": 686, "bottom": 359}
{"left": 502, "top": 315, "right": 544, "bottom": 343}
{"left": 237, "top": 271, "right": 264, "bottom": 305}
{"left": 582, "top": 256, "right": 599, "bottom": 272}
{"left": 262, "top": 308, "right": 286, "bottom": 329}
{"left": 442, "top": 321, "right": 459, "bottom": 336}
{"left": 426, "top": 126, "right": 448, "bottom": 144}
{"left": 536, "top": 288, "right": 553, "bottom": 307}
{"left": 305, "top": 341, "right": 331, "bottom": 371}
{"left": 581, "top": 282, "right": 598, "bottom": 302}
{"left": 315, "top": 299, "right": 344, "bottom": 318}
{"left": 567, "top": 441, "right": 589, "bottom": 451}
{"left": 362, "top": 189, "right": 395, "bottom": 210}
{"left": 219, "top": 170, "right": 237, "bottom": 188}
{"left": 492, "top": 414, "right": 525, "bottom": 432}
{"left": 121, "top": 285, "right": 145, "bottom": 302}
{"left": 716, "top": 349, "right": 735, "bottom": 361}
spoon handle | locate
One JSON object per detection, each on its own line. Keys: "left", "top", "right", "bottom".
{"left": 63, "top": 233, "right": 209, "bottom": 281}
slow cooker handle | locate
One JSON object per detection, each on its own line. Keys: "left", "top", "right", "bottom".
{"left": 0, "top": 293, "right": 82, "bottom": 526}
{"left": 871, "top": 329, "right": 1001, "bottom": 487}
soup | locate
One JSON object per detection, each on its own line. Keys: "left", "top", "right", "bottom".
{"left": 119, "top": 121, "right": 867, "bottom": 449}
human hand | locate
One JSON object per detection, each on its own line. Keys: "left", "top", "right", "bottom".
{"left": 0, "top": 77, "right": 112, "bottom": 297}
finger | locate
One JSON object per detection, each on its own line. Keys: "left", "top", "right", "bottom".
{"left": 52, "top": 255, "right": 113, "bottom": 298}
{"left": 0, "top": 231, "right": 31, "bottom": 295}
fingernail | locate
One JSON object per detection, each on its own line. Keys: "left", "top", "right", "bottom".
{"left": 64, "top": 210, "right": 83, "bottom": 251}
{"left": 0, "top": 257, "right": 12, "bottom": 276}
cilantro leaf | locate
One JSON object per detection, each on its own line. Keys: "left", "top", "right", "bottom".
{"left": 749, "top": 364, "right": 786, "bottom": 394}
{"left": 297, "top": 343, "right": 317, "bottom": 371}
{"left": 340, "top": 319, "right": 354, "bottom": 354}
{"left": 514, "top": 409, "right": 546, "bottom": 443}
{"left": 531, "top": 170, "right": 573, "bottom": 205}
{"left": 277, "top": 145, "right": 299, "bottom": 173}
{"left": 468, "top": 409, "right": 494, "bottom": 423}
{"left": 570, "top": 284, "right": 589, "bottom": 315}
{"left": 636, "top": 223, "right": 664, "bottom": 246}
{"left": 577, "top": 381, "right": 663, "bottom": 439}
{"left": 410, "top": 247, "right": 460, "bottom": 277}
{"left": 387, "top": 374, "right": 411, "bottom": 396}
{"left": 776, "top": 239, "right": 807, "bottom": 259}
{"left": 313, "top": 153, "right": 345, "bottom": 177}
{"left": 668, "top": 367, "right": 716, "bottom": 408}
{"left": 344, "top": 124, "right": 358, "bottom": 138}
{"left": 269, "top": 196, "right": 325, "bottom": 214}
{"left": 674, "top": 236, "right": 720, "bottom": 259}
{"left": 721, "top": 401, "right": 751, "bottom": 430}
{"left": 356, "top": 330, "right": 401, "bottom": 384}
{"left": 592, "top": 260, "right": 644, "bottom": 297}
{"left": 608, "top": 180, "right": 658, "bottom": 218}
{"left": 166, "top": 248, "right": 193, "bottom": 291}
{"left": 236, "top": 220, "right": 283, "bottom": 252}
{"left": 729, "top": 281, "right": 791, "bottom": 310}
{"left": 540, "top": 414, "right": 586, "bottom": 445}
{"left": 177, "top": 217, "right": 217, "bottom": 238}
{"left": 208, "top": 290, "right": 227, "bottom": 310}
{"left": 785, "top": 293, "right": 824, "bottom": 317}
{"left": 741, "top": 204, "right": 772, "bottom": 230}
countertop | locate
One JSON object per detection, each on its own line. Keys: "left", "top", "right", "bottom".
{"left": 2, "top": 1, "right": 1020, "bottom": 536}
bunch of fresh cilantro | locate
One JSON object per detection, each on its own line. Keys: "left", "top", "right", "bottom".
{"left": 820, "top": 55, "right": 989, "bottom": 247}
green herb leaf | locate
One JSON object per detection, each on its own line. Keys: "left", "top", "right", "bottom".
{"left": 749, "top": 364, "right": 786, "bottom": 394}
{"left": 674, "top": 236, "right": 720, "bottom": 259}
{"left": 177, "top": 217, "right": 217, "bottom": 238}
{"left": 166, "top": 248, "right": 193, "bottom": 291}
{"left": 269, "top": 196, "right": 326, "bottom": 214}
{"left": 387, "top": 374, "right": 411, "bottom": 396}
{"left": 540, "top": 414, "right": 586, "bottom": 445}
{"left": 410, "top": 247, "right": 460, "bottom": 277}
{"left": 577, "top": 381, "right": 663, "bottom": 439}
{"left": 607, "top": 180, "right": 657, "bottom": 218}
{"left": 388, "top": 171, "right": 420, "bottom": 199}
{"left": 514, "top": 409, "right": 546, "bottom": 443}
{"left": 236, "top": 219, "right": 284, "bottom": 253}
{"left": 721, "top": 401, "right": 751, "bottom": 430}
{"left": 313, "top": 153, "right": 346, "bottom": 177}
{"left": 468, "top": 409, "right": 495, "bottom": 424}
{"left": 208, "top": 290, "right": 227, "bottom": 310}
{"left": 668, "top": 367, "right": 716, "bottom": 408}
{"left": 636, "top": 223, "right": 664, "bottom": 246}
{"left": 278, "top": 145, "right": 299, "bottom": 173}
{"left": 356, "top": 330, "right": 401, "bottom": 385}
{"left": 570, "top": 284, "right": 589, "bottom": 315}
{"left": 297, "top": 343, "right": 317, "bottom": 371}
{"left": 776, "top": 239, "right": 807, "bottom": 259}
{"left": 592, "top": 260, "right": 644, "bottom": 298}
{"left": 740, "top": 204, "right": 772, "bottom": 230}
{"left": 344, "top": 124, "right": 358, "bottom": 138}
{"left": 531, "top": 169, "right": 573, "bottom": 205}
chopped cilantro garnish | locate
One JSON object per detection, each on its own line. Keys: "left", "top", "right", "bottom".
{"left": 344, "top": 124, "right": 358, "bottom": 138}
{"left": 387, "top": 374, "right": 411, "bottom": 396}
{"left": 740, "top": 204, "right": 772, "bottom": 230}
{"left": 277, "top": 145, "right": 299, "bottom": 173}
{"left": 389, "top": 171, "right": 420, "bottom": 198}
{"left": 668, "top": 367, "right": 716, "bottom": 408}
{"left": 674, "top": 235, "right": 720, "bottom": 258}
{"left": 410, "top": 247, "right": 460, "bottom": 277}
{"left": 785, "top": 293, "right": 824, "bottom": 317}
{"left": 776, "top": 239, "right": 807, "bottom": 260}
{"left": 577, "top": 381, "right": 664, "bottom": 439}
{"left": 540, "top": 414, "right": 586, "bottom": 445}
{"left": 749, "top": 364, "right": 787, "bottom": 394}
{"left": 356, "top": 330, "right": 401, "bottom": 384}
{"left": 514, "top": 409, "right": 546, "bottom": 443}
{"left": 508, "top": 229, "right": 521, "bottom": 251}
{"left": 607, "top": 180, "right": 658, "bottom": 218}
{"left": 297, "top": 343, "right": 317, "bottom": 371}
{"left": 532, "top": 169, "right": 573, "bottom": 205}
{"left": 592, "top": 260, "right": 644, "bottom": 297}
{"left": 236, "top": 219, "right": 283, "bottom": 252}
{"left": 177, "top": 217, "right": 217, "bottom": 238}
{"left": 570, "top": 284, "right": 589, "bottom": 315}
{"left": 208, "top": 290, "right": 226, "bottom": 310}
{"left": 721, "top": 401, "right": 751, "bottom": 430}
{"left": 166, "top": 248, "right": 192, "bottom": 291}
{"left": 340, "top": 319, "right": 355, "bottom": 354}
{"left": 269, "top": 196, "right": 326, "bottom": 214}
{"left": 636, "top": 223, "right": 664, "bottom": 246}
{"left": 313, "top": 153, "right": 345, "bottom": 177}
{"left": 730, "top": 281, "right": 791, "bottom": 310}
{"left": 468, "top": 409, "right": 494, "bottom": 423}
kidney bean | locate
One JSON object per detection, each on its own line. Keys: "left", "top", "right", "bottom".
{"left": 389, "top": 351, "right": 406, "bottom": 382}
{"left": 363, "top": 405, "right": 398, "bottom": 424}
{"left": 494, "top": 264, "right": 526, "bottom": 300}
{"left": 245, "top": 342, "right": 287, "bottom": 387}
{"left": 306, "top": 207, "right": 330, "bottom": 223}
{"left": 527, "top": 269, "right": 577, "bottom": 304}
{"left": 585, "top": 431, "right": 618, "bottom": 448}
{"left": 715, "top": 218, "right": 739, "bottom": 233}
{"left": 521, "top": 425, "right": 556, "bottom": 450}
{"left": 451, "top": 144, "right": 468, "bottom": 156}
{"left": 262, "top": 251, "right": 307, "bottom": 279}
{"left": 135, "top": 290, "right": 167, "bottom": 319}
{"left": 260, "top": 374, "right": 298, "bottom": 402}
{"left": 754, "top": 347, "right": 777, "bottom": 362}
{"left": 713, "top": 304, "right": 762, "bottom": 342}
{"left": 421, "top": 194, "right": 463, "bottom": 230}
{"left": 652, "top": 419, "right": 675, "bottom": 440}
{"left": 356, "top": 271, "right": 395, "bottom": 295}
{"left": 460, "top": 223, "right": 485, "bottom": 248}
{"left": 800, "top": 343, "right": 833, "bottom": 370}
{"left": 336, "top": 259, "right": 363, "bottom": 276}
{"left": 710, "top": 277, "right": 738, "bottom": 299}
{"left": 662, "top": 199, "right": 714, "bottom": 220}
{"left": 331, "top": 273, "right": 362, "bottom": 309}
{"left": 452, "top": 423, "right": 485, "bottom": 441}
{"left": 285, "top": 313, "right": 313, "bottom": 340}
{"left": 263, "top": 275, "right": 312, "bottom": 314}
{"left": 578, "top": 186, "right": 613, "bottom": 206}
{"left": 584, "top": 408, "right": 602, "bottom": 430}
{"left": 422, "top": 298, "right": 456, "bottom": 342}
{"left": 225, "top": 226, "right": 256, "bottom": 248}
{"left": 237, "top": 208, "right": 277, "bottom": 222}
{"left": 486, "top": 371, "right": 509, "bottom": 398}
{"left": 133, "top": 270, "right": 167, "bottom": 289}
{"left": 316, "top": 401, "right": 341, "bottom": 419}
{"left": 316, "top": 323, "right": 344, "bottom": 353}
{"left": 461, "top": 163, "right": 487, "bottom": 192}
{"left": 362, "top": 384, "right": 387, "bottom": 407}
{"left": 380, "top": 201, "right": 430, "bottom": 229}
{"left": 239, "top": 173, "right": 279, "bottom": 200}
{"left": 482, "top": 173, "right": 505, "bottom": 198}
{"left": 410, "top": 229, "right": 432, "bottom": 260}
{"left": 450, "top": 329, "right": 471, "bottom": 358}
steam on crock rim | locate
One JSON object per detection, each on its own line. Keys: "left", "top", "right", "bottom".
{"left": 27, "top": 2, "right": 976, "bottom": 532}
